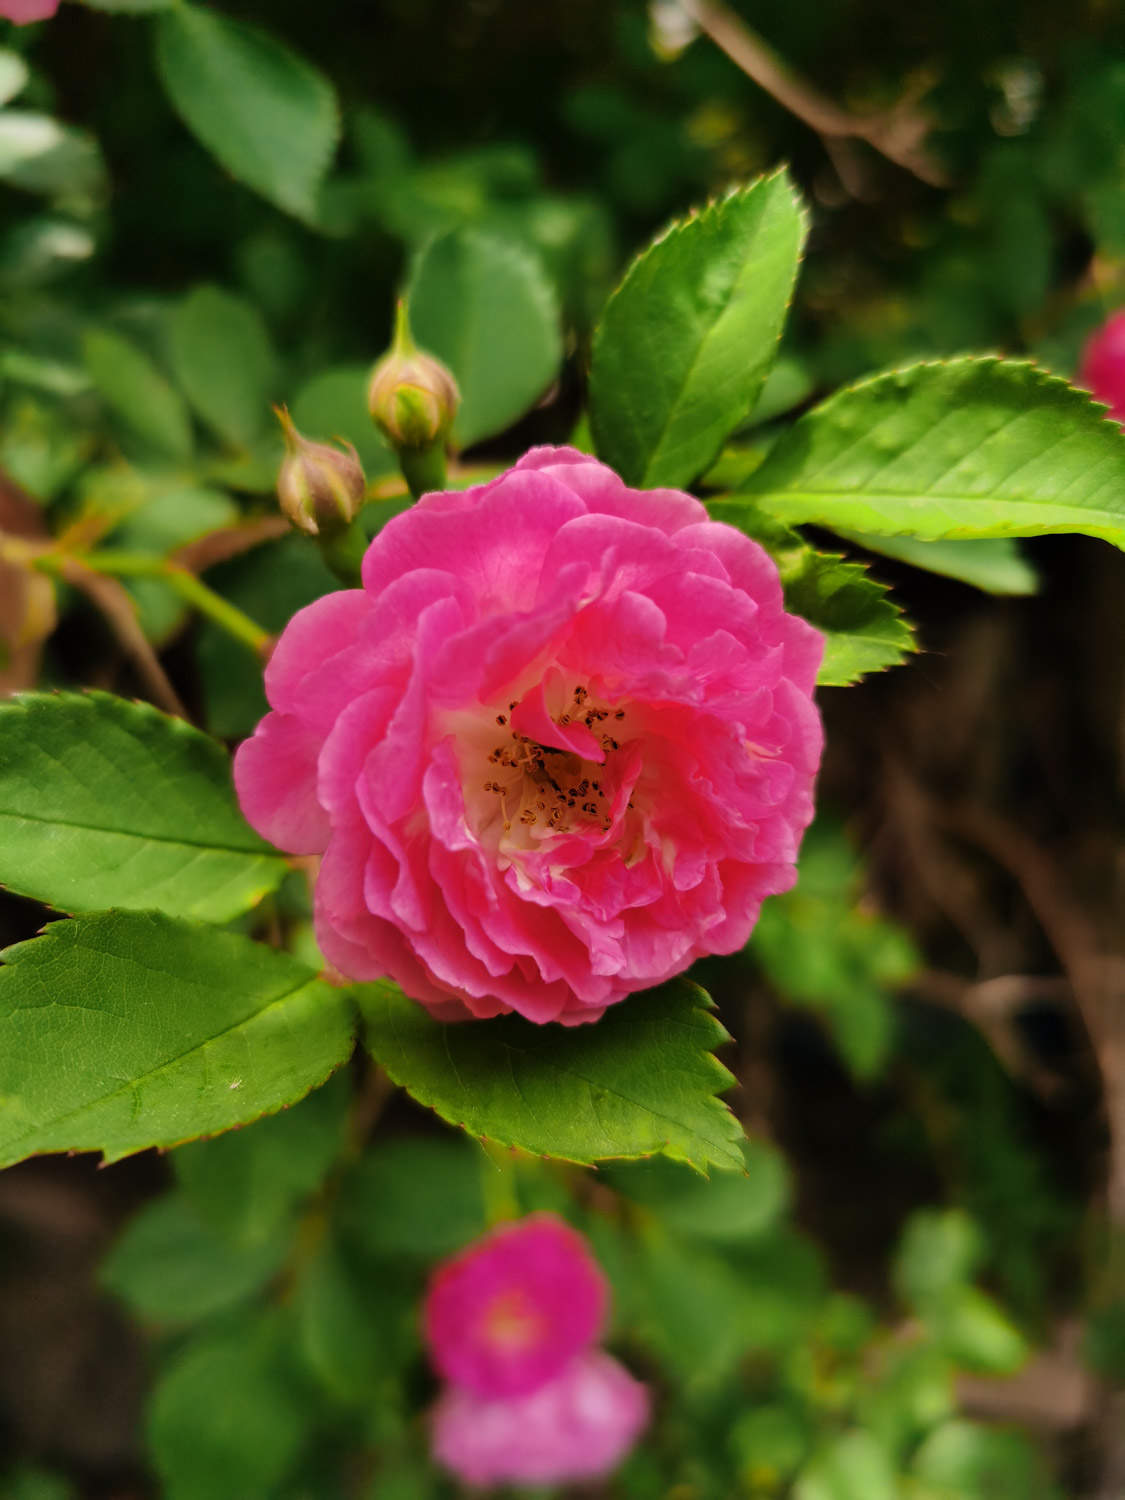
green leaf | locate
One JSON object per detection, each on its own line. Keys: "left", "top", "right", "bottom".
{"left": 589, "top": 170, "right": 807, "bottom": 489}
{"left": 148, "top": 1311, "right": 312, "bottom": 1500}
{"left": 0, "top": 51, "right": 30, "bottom": 108}
{"left": 100, "top": 1190, "right": 287, "bottom": 1325}
{"left": 894, "top": 1209, "right": 986, "bottom": 1309}
{"left": 0, "top": 910, "right": 355, "bottom": 1168}
{"left": 80, "top": 0, "right": 173, "bottom": 10}
{"left": 712, "top": 500, "right": 915, "bottom": 685}
{"left": 1, "top": 1470, "right": 75, "bottom": 1500}
{"left": 753, "top": 821, "right": 919, "bottom": 1079}
{"left": 154, "top": 3, "right": 339, "bottom": 222}
{"left": 927, "top": 1285, "right": 1029, "bottom": 1374}
{"left": 0, "top": 692, "right": 286, "bottom": 921}
{"left": 743, "top": 357, "right": 1125, "bottom": 550}
{"left": 83, "top": 328, "right": 193, "bottom": 461}
{"left": 407, "top": 228, "right": 562, "bottom": 448}
{"left": 173, "top": 1071, "right": 351, "bottom": 1248}
{"left": 294, "top": 1239, "right": 419, "bottom": 1404}
{"left": 911, "top": 1420, "right": 1059, "bottom": 1500}
{"left": 357, "top": 979, "right": 744, "bottom": 1172}
{"left": 604, "top": 1138, "right": 790, "bottom": 1244}
{"left": 167, "top": 285, "right": 279, "bottom": 448}
{"left": 336, "top": 1136, "right": 487, "bottom": 1260}
{"left": 795, "top": 1430, "right": 898, "bottom": 1500}
{"left": 835, "top": 533, "right": 1038, "bottom": 595}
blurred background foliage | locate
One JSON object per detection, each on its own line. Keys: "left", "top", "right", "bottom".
{"left": 0, "top": 0, "right": 1123, "bottom": 1496}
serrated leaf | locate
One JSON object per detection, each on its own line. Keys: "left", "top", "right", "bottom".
{"left": 589, "top": 169, "right": 807, "bottom": 489}
{"left": 709, "top": 500, "right": 915, "bottom": 685}
{"left": 357, "top": 979, "right": 743, "bottom": 1172}
{"left": 0, "top": 910, "right": 355, "bottom": 1168}
{"left": 744, "top": 357, "right": 1125, "bottom": 550}
{"left": 100, "top": 1190, "right": 288, "bottom": 1325}
{"left": 167, "top": 285, "right": 279, "bottom": 448}
{"left": 833, "top": 533, "right": 1038, "bottom": 595}
{"left": 154, "top": 3, "right": 339, "bottom": 222}
{"left": 83, "top": 327, "right": 193, "bottom": 461}
{"left": 0, "top": 692, "right": 286, "bottom": 920}
{"left": 407, "top": 228, "right": 562, "bottom": 448}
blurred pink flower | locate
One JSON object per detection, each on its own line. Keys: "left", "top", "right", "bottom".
{"left": 0, "top": 0, "right": 59, "bottom": 21}
{"left": 235, "top": 446, "right": 823, "bottom": 1024}
{"left": 1079, "top": 310, "right": 1125, "bottom": 422}
{"left": 423, "top": 1214, "right": 607, "bottom": 1398}
{"left": 432, "top": 1347, "right": 650, "bottom": 1488}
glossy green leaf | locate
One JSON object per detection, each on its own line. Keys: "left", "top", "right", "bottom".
{"left": 358, "top": 979, "right": 744, "bottom": 1171}
{"left": 835, "top": 532, "right": 1038, "bottom": 595}
{"left": 0, "top": 910, "right": 355, "bottom": 1168}
{"left": 744, "top": 357, "right": 1125, "bottom": 549}
{"left": 148, "top": 1311, "right": 312, "bottom": 1500}
{"left": 407, "top": 228, "right": 562, "bottom": 448}
{"left": 0, "top": 692, "right": 286, "bottom": 920}
{"left": 83, "top": 327, "right": 193, "bottom": 461}
{"left": 154, "top": 3, "right": 339, "bottom": 221}
{"left": 100, "top": 1190, "right": 287, "bottom": 1324}
{"left": 589, "top": 170, "right": 806, "bottom": 488}
{"left": 173, "top": 1071, "right": 351, "bottom": 1247}
{"left": 167, "top": 285, "right": 279, "bottom": 448}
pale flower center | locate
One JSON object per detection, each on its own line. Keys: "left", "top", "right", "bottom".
{"left": 479, "top": 1288, "right": 547, "bottom": 1353}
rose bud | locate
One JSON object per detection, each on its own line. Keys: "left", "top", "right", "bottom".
{"left": 423, "top": 1215, "right": 608, "bottom": 1399}
{"left": 1079, "top": 309, "right": 1125, "bottom": 423}
{"left": 367, "top": 300, "right": 460, "bottom": 451}
{"left": 274, "top": 406, "right": 365, "bottom": 539}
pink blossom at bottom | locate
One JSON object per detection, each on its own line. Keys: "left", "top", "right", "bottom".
{"left": 0, "top": 0, "right": 59, "bottom": 21}
{"left": 1079, "top": 309, "right": 1125, "bottom": 422}
{"left": 423, "top": 1214, "right": 608, "bottom": 1398}
{"left": 432, "top": 1349, "right": 650, "bottom": 1488}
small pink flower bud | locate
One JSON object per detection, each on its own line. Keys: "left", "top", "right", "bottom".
{"left": 1079, "top": 310, "right": 1125, "bottom": 423}
{"left": 274, "top": 406, "right": 365, "bottom": 539}
{"left": 367, "top": 301, "right": 460, "bottom": 450}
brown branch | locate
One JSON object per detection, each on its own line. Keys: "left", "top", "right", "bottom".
{"left": 680, "top": 0, "right": 950, "bottom": 188}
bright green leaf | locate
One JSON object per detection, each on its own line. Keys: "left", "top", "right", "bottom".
{"left": 795, "top": 1430, "right": 898, "bottom": 1500}
{"left": 928, "top": 1285, "right": 1029, "bottom": 1374}
{"left": 744, "top": 357, "right": 1125, "bottom": 550}
{"left": 154, "top": 3, "right": 339, "bottom": 222}
{"left": 290, "top": 364, "right": 397, "bottom": 475}
{"left": 835, "top": 532, "right": 1038, "bottom": 595}
{"left": 0, "top": 910, "right": 355, "bottom": 1168}
{"left": 83, "top": 327, "right": 193, "bottom": 461}
{"left": 0, "top": 692, "right": 286, "bottom": 920}
{"left": 589, "top": 170, "right": 807, "bottom": 488}
{"left": 173, "top": 1071, "right": 351, "bottom": 1247}
{"left": 167, "top": 285, "right": 279, "bottom": 448}
{"left": 100, "top": 1190, "right": 287, "bottom": 1324}
{"left": 357, "top": 979, "right": 744, "bottom": 1171}
{"left": 0, "top": 52, "right": 30, "bottom": 108}
{"left": 912, "top": 1420, "right": 1059, "bottom": 1500}
{"left": 407, "top": 228, "right": 562, "bottom": 448}
{"left": 894, "top": 1209, "right": 986, "bottom": 1309}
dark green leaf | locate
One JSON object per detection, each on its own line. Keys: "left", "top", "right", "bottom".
{"left": 407, "top": 228, "right": 562, "bottom": 448}
{"left": 294, "top": 1239, "right": 419, "bottom": 1404}
{"left": 174, "top": 1071, "right": 351, "bottom": 1247}
{"left": 0, "top": 692, "right": 286, "bottom": 920}
{"left": 336, "top": 1136, "right": 486, "bottom": 1259}
{"left": 154, "top": 3, "right": 339, "bottom": 221}
{"left": 604, "top": 1138, "right": 790, "bottom": 1243}
{"left": 589, "top": 170, "right": 807, "bottom": 488}
{"left": 0, "top": 910, "right": 355, "bottom": 1168}
{"left": 358, "top": 979, "right": 744, "bottom": 1171}
{"left": 743, "top": 357, "right": 1125, "bottom": 550}
{"left": 100, "top": 1190, "right": 287, "bottom": 1324}
{"left": 167, "top": 285, "right": 279, "bottom": 448}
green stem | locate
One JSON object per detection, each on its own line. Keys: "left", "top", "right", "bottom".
{"left": 318, "top": 516, "right": 368, "bottom": 587}
{"left": 38, "top": 549, "right": 271, "bottom": 656}
{"left": 399, "top": 441, "right": 448, "bottom": 500}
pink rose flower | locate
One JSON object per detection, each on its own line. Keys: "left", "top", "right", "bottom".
{"left": 431, "top": 1348, "right": 650, "bottom": 1488}
{"left": 235, "top": 446, "right": 823, "bottom": 1024}
{"left": 1080, "top": 310, "right": 1125, "bottom": 422}
{"left": 423, "top": 1214, "right": 608, "bottom": 1398}
{"left": 0, "top": 0, "right": 59, "bottom": 21}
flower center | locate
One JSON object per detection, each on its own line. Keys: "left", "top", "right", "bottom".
{"left": 480, "top": 1288, "right": 547, "bottom": 1353}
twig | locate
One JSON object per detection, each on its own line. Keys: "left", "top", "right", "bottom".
{"left": 679, "top": 0, "right": 949, "bottom": 188}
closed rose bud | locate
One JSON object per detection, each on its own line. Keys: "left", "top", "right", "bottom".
{"left": 367, "top": 300, "right": 460, "bottom": 450}
{"left": 275, "top": 406, "right": 365, "bottom": 539}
